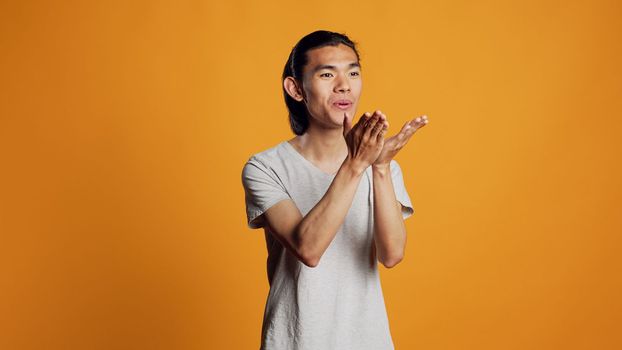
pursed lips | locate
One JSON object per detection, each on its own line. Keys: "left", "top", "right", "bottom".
{"left": 332, "top": 99, "right": 353, "bottom": 109}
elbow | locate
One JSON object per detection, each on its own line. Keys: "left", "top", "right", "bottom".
{"left": 381, "top": 254, "right": 404, "bottom": 268}
{"left": 301, "top": 255, "right": 320, "bottom": 268}
{"left": 295, "top": 225, "right": 321, "bottom": 268}
{"left": 299, "top": 246, "right": 321, "bottom": 267}
{"left": 299, "top": 240, "right": 322, "bottom": 267}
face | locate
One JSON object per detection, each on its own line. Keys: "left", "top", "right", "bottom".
{"left": 291, "top": 44, "right": 362, "bottom": 129}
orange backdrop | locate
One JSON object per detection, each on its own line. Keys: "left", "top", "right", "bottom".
{"left": 1, "top": 1, "right": 621, "bottom": 349}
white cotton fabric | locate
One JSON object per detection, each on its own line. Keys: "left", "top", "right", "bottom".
{"left": 241, "top": 140, "right": 414, "bottom": 350}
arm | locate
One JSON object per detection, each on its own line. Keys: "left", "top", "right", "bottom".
{"left": 263, "top": 159, "right": 364, "bottom": 267}
{"left": 372, "top": 163, "right": 407, "bottom": 268}
{"left": 260, "top": 112, "right": 386, "bottom": 267}
{"left": 370, "top": 111, "right": 429, "bottom": 268}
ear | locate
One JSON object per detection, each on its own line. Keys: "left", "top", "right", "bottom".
{"left": 283, "top": 77, "right": 305, "bottom": 102}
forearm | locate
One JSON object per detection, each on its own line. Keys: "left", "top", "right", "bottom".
{"left": 372, "top": 163, "right": 406, "bottom": 267}
{"left": 297, "top": 157, "right": 365, "bottom": 264}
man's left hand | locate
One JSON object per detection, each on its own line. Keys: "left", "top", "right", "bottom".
{"left": 372, "top": 111, "right": 429, "bottom": 167}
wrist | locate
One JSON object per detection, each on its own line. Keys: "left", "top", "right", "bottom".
{"left": 372, "top": 162, "right": 390, "bottom": 175}
{"left": 342, "top": 156, "right": 367, "bottom": 177}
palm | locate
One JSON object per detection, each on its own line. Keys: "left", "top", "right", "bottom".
{"left": 376, "top": 135, "right": 400, "bottom": 163}
{"left": 373, "top": 115, "right": 429, "bottom": 166}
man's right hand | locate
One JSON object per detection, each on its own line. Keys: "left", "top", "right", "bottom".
{"left": 343, "top": 111, "right": 388, "bottom": 174}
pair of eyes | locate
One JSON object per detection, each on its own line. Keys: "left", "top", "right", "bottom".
{"left": 319, "top": 71, "right": 361, "bottom": 78}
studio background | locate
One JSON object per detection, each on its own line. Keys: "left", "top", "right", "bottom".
{"left": 1, "top": 1, "right": 620, "bottom": 349}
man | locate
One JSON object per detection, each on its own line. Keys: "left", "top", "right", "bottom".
{"left": 242, "top": 30, "right": 428, "bottom": 350}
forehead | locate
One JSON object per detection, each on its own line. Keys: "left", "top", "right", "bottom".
{"left": 303, "top": 44, "right": 359, "bottom": 73}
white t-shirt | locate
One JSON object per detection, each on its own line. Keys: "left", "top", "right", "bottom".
{"left": 241, "top": 140, "right": 414, "bottom": 350}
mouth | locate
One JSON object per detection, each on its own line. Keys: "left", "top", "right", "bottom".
{"left": 332, "top": 99, "right": 353, "bottom": 110}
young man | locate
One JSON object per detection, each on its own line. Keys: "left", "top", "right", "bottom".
{"left": 241, "top": 30, "right": 428, "bottom": 350}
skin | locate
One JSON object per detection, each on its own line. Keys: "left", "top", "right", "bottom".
{"left": 261, "top": 43, "right": 428, "bottom": 268}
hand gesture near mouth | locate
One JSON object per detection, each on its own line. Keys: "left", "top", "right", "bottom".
{"left": 342, "top": 111, "right": 389, "bottom": 173}
{"left": 371, "top": 110, "right": 429, "bottom": 167}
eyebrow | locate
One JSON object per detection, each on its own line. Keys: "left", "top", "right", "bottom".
{"left": 311, "top": 62, "right": 361, "bottom": 74}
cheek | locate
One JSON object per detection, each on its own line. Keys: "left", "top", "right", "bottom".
{"left": 304, "top": 84, "right": 330, "bottom": 106}
{"left": 301, "top": 81, "right": 317, "bottom": 100}
{"left": 351, "top": 79, "right": 363, "bottom": 94}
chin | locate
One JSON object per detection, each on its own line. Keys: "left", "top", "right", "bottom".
{"left": 331, "top": 106, "right": 356, "bottom": 120}
{"left": 329, "top": 112, "right": 349, "bottom": 126}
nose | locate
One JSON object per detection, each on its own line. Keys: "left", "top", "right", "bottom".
{"left": 334, "top": 73, "right": 351, "bottom": 93}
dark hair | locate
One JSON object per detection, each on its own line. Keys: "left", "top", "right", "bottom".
{"left": 282, "top": 30, "right": 361, "bottom": 135}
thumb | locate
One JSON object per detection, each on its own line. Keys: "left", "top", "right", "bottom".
{"left": 342, "top": 112, "right": 352, "bottom": 138}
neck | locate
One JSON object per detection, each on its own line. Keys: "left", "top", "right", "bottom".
{"left": 290, "top": 123, "right": 348, "bottom": 163}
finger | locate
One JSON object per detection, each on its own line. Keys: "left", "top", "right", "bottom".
{"left": 372, "top": 114, "right": 389, "bottom": 139}
{"left": 376, "top": 121, "right": 388, "bottom": 142}
{"left": 377, "top": 110, "right": 388, "bottom": 124}
{"left": 370, "top": 118, "right": 385, "bottom": 139}
{"left": 342, "top": 112, "right": 353, "bottom": 138}
{"left": 376, "top": 111, "right": 390, "bottom": 129}
{"left": 364, "top": 110, "right": 381, "bottom": 126}
{"left": 378, "top": 110, "right": 389, "bottom": 127}
{"left": 364, "top": 113, "right": 381, "bottom": 139}
{"left": 355, "top": 112, "right": 372, "bottom": 130}
{"left": 408, "top": 115, "right": 429, "bottom": 130}
{"left": 353, "top": 113, "right": 371, "bottom": 139}
{"left": 396, "top": 121, "right": 412, "bottom": 141}
{"left": 399, "top": 116, "right": 426, "bottom": 145}
{"left": 422, "top": 115, "right": 429, "bottom": 126}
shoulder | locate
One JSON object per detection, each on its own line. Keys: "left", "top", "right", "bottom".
{"left": 243, "top": 141, "right": 288, "bottom": 169}
{"left": 241, "top": 141, "right": 293, "bottom": 184}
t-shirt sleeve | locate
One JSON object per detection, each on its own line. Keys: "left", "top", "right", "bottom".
{"left": 241, "top": 157, "right": 292, "bottom": 229}
{"left": 390, "top": 159, "right": 415, "bottom": 220}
